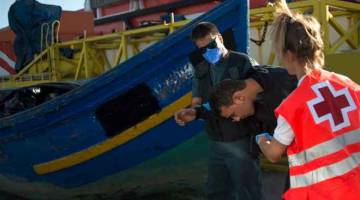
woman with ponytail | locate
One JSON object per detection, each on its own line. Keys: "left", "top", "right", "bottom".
{"left": 256, "top": 1, "right": 360, "bottom": 199}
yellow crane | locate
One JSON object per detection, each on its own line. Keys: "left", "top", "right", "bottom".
{"left": 1, "top": 0, "right": 359, "bottom": 90}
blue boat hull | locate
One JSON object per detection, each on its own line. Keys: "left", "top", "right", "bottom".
{"left": 0, "top": 0, "right": 249, "bottom": 198}
{"left": 0, "top": 132, "right": 209, "bottom": 199}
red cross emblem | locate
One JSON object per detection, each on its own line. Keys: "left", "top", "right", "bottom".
{"left": 307, "top": 81, "right": 357, "bottom": 132}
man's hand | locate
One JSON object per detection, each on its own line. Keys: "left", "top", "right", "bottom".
{"left": 191, "top": 97, "right": 202, "bottom": 107}
{"left": 174, "top": 108, "right": 196, "bottom": 126}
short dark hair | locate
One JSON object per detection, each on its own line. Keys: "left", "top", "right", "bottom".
{"left": 209, "top": 79, "right": 246, "bottom": 116}
{"left": 191, "top": 22, "right": 220, "bottom": 41}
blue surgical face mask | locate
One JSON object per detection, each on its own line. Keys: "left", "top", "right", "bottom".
{"left": 202, "top": 47, "right": 222, "bottom": 64}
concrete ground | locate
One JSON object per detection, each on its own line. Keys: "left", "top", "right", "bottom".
{"left": 0, "top": 171, "right": 287, "bottom": 200}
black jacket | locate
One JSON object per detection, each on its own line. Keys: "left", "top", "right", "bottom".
{"left": 245, "top": 65, "right": 297, "bottom": 134}
{"left": 193, "top": 51, "right": 257, "bottom": 141}
{"left": 195, "top": 65, "right": 297, "bottom": 142}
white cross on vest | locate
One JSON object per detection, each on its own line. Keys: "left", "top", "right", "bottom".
{"left": 307, "top": 81, "right": 357, "bottom": 132}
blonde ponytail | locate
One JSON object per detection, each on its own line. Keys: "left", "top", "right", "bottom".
{"left": 271, "top": 0, "right": 324, "bottom": 72}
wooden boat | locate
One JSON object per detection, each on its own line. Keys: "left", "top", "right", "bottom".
{"left": 0, "top": 0, "right": 249, "bottom": 199}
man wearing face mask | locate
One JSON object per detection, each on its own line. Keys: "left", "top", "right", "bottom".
{"left": 174, "top": 22, "right": 261, "bottom": 200}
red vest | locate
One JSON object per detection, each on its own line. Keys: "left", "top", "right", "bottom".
{"left": 276, "top": 69, "right": 360, "bottom": 200}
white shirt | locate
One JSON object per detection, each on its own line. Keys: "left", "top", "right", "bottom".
{"left": 273, "top": 76, "right": 305, "bottom": 146}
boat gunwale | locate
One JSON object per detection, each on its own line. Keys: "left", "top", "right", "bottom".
{"left": 0, "top": 0, "right": 242, "bottom": 130}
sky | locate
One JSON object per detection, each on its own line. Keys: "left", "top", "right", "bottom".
{"left": 0, "top": 0, "right": 85, "bottom": 29}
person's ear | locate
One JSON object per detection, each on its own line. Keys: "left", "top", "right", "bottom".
{"left": 232, "top": 91, "right": 245, "bottom": 105}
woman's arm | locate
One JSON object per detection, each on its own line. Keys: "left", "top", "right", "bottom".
{"left": 258, "top": 137, "right": 287, "bottom": 163}
{"left": 257, "top": 115, "right": 294, "bottom": 162}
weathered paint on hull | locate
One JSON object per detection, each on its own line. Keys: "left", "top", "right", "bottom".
{"left": 0, "top": 132, "right": 209, "bottom": 200}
